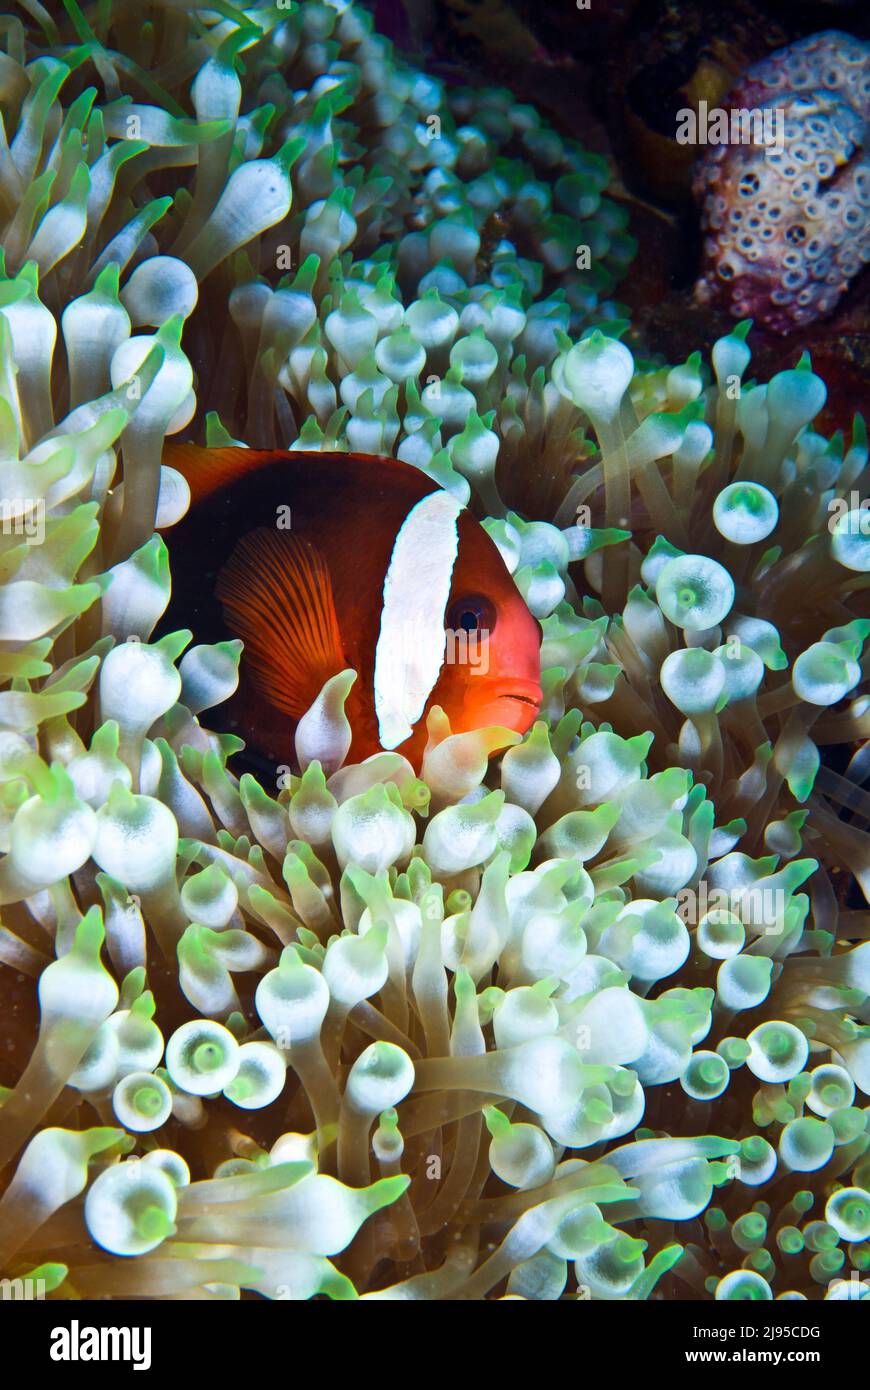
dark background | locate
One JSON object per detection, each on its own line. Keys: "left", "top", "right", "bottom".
{"left": 366, "top": 0, "right": 870, "bottom": 429}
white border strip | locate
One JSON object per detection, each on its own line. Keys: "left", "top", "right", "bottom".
{"left": 374, "top": 490, "right": 462, "bottom": 749}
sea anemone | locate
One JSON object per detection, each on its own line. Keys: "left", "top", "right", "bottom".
{"left": 0, "top": 0, "right": 869, "bottom": 1304}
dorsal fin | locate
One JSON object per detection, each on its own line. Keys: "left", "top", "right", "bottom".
{"left": 162, "top": 444, "right": 277, "bottom": 506}
{"left": 215, "top": 527, "right": 346, "bottom": 718}
{"left": 163, "top": 443, "right": 445, "bottom": 512}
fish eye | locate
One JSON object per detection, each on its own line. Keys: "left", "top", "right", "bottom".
{"left": 447, "top": 594, "right": 496, "bottom": 635}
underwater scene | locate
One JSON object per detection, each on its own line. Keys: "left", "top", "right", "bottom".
{"left": 2, "top": 0, "right": 870, "bottom": 1336}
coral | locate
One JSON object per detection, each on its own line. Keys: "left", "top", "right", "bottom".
{"left": 0, "top": 0, "right": 869, "bottom": 1303}
{"left": 693, "top": 30, "right": 870, "bottom": 334}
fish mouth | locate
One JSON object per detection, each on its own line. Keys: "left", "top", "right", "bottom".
{"left": 479, "top": 678, "right": 543, "bottom": 710}
{"left": 503, "top": 690, "right": 543, "bottom": 710}
{"left": 471, "top": 677, "right": 543, "bottom": 721}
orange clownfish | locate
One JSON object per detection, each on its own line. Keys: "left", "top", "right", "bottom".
{"left": 162, "top": 447, "right": 543, "bottom": 770}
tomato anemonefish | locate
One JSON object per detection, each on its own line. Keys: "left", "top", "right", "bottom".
{"left": 161, "top": 446, "right": 543, "bottom": 770}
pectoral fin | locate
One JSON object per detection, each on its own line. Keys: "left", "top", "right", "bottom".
{"left": 215, "top": 527, "right": 346, "bottom": 718}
